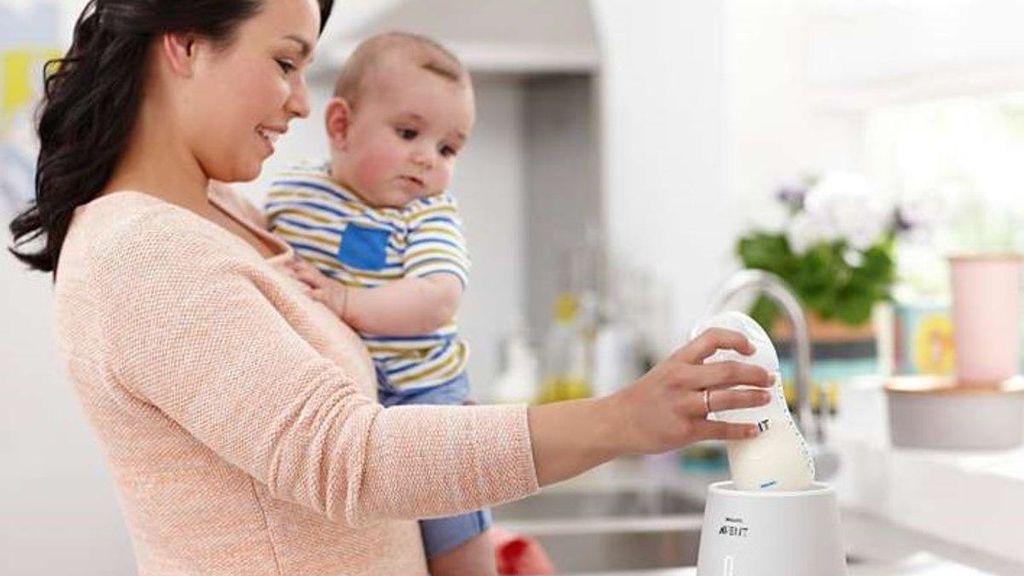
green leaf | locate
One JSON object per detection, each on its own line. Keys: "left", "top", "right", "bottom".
{"left": 735, "top": 228, "right": 895, "bottom": 328}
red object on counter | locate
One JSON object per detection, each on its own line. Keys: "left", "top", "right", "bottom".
{"left": 490, "top": 526, "right": 555, "bottom": 575}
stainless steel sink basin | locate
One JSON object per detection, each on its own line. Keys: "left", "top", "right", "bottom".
{"left": 530, "top": 525, "right": 701, "bottom": 573}
{"left": 493, "top": 485, "right": 875, "bottom": 574}
{"left": 493, "top": 485, "right": 706, "bottom": 573}
{"left": 493, "top": 485, "right": 704, "bottom": 521}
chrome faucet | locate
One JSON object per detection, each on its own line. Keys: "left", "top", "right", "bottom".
{"left": 705, "top": 269, "right": 839, "bottom": 479}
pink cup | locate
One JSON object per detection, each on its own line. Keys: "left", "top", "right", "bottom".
{"left": 950, "top": 255, "right": 1022, "bottom": 384}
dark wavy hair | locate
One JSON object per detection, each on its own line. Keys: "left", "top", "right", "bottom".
{"left": 8, "top": 0, "right": 335, "bottom": 274}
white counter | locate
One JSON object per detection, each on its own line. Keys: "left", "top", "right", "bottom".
{"left": 833, "top": 377, "right": 1024, "bottom": 569}
{"left": 498, "top": 376, "right": 1024, "bottom": 575}
{"left": 518, "top": 453, "right": 1022, "bottom": 575}
{"left": 563, "top": 509, "right": 1002, "bottom": 575}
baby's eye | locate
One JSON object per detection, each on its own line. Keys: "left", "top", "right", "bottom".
{"left": 276, "top": 59, "right": 296, "bottom": 74}
{"left": 440, "top": 145, "right": 458, "bottom": 158}
{"left": 396, "top": 128, "right": 418, "bottom": 140}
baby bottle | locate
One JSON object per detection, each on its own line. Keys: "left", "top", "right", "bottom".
{"left": 691, "top": 311, "right": 815, "bottom": 491}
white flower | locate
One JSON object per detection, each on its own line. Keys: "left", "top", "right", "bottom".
{"left": 787, "top": 212, "right": 830, "bottom": 255}
{"left": 898, "top": 184, "right": 953, "bottom": 233}
{"left": 843, "top": 248, "right": 865, "bottom": 267}
{"left": 803, "top": 171, "right": 889, "bottom": 250}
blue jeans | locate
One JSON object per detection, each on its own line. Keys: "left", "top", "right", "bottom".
{"left": 377, "top": 369, "right": 493, "bottom": 558}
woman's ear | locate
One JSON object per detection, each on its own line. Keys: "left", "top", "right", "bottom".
{"left": 325, "top": 97, "right": 353, "bottom": 150}
{"left": 160, "top": 32, "right": 199, "bottom": 78}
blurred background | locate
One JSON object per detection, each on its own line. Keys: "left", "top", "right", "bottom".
{"left": 6, "top": 0, "right": 1024, "bottom": 573}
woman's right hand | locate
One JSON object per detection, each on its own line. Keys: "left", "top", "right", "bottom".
{"left": 527, "top": 327, "right": 774, "bottom": 486}
{"left": 608, "top": 327, "right": 774, "bottom": 455}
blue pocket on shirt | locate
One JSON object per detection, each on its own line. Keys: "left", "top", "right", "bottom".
{"left": 338, "top": 224, "right": 390, "bottom": 270}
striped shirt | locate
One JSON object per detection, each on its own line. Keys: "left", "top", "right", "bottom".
{"left": 264, "top": 162, "right": 470, "bottom": 392}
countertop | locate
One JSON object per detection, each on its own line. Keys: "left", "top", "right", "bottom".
{"left": 512, "top": 424, "right": 1024, "bottom": 575}
{"left": 831, "top": 376, "right": 1024, "bottom": 569}
{"left": 497, "top": 376, "right": 1024, "bottom": 575}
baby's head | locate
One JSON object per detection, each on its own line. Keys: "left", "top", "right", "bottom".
{"left": 326, "top": 32, "right": 474, "bottom": 209}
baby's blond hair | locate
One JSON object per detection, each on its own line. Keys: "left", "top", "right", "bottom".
{"left": 333, "top": 31, "right": 468, "bottom": 108}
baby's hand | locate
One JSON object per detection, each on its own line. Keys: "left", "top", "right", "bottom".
{"left": 285, "top": 258, "right": 349, "bottom": 320}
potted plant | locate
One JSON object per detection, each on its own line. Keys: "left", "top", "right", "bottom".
{"left": 737, "top": 172, "right": 938, "bottom": 345}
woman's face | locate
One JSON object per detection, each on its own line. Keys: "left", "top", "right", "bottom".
{"left": 182, "top": 0, "right": 320, "bottom": 183}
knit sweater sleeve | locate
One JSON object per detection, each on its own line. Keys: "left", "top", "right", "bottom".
{"left": 96, "top": 207, "right": 538, "bottom": 526}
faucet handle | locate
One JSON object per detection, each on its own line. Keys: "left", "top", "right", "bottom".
{"left": 811, "top": 442, "right": 841, "bottom": 481}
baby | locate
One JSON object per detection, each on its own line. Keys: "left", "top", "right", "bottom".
{"left": 264, "top": 32, "right": 494, "bottom": 575}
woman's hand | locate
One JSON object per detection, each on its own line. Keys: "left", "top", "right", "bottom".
{"left": 284, "top": 257, "right": 349, "bottom": 320}
{"left": 527, "top": 327, "right": 773, "bottom": 486}
{"left": 607, "top": 327, "right": 774, "bottom": 455}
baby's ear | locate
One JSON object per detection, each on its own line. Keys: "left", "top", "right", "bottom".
{"left": 324, "top": 97, "right": 352, "bottom": 149}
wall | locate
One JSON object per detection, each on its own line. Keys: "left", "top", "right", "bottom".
{"left": 523, "top": 74, "right": 601, "bottom": 347}
{"left": 805, "top": 0, "right": 1024, "bottom": 107}
{"left": 590, "top": 0, "right": 869, "bottom": 355}
{"left": 444, "top": 75, "right": 527, "bottom": 393}
{"left": 2, "top": 256, "right": 136, "bottom": 575}
{"left": 591, "top": 0, "right": 736, "bottom": 353}
{"left": 727, "top": 0, "right": 864, "bottom": 231}
{"left": 2, "top": 2, "right": 134, "bottom": 574}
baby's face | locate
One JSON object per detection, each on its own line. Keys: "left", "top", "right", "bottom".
{"left": 338, "top": 60, "right": 475, "bottom": 208}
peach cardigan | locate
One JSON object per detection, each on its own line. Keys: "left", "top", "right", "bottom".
{"left": 54, "top": 188, "right": 538, "bottom": 575}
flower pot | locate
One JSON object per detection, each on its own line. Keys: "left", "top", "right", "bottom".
{"left": 886, "top": 375, "right": 1024, "bottom": 450}
{"left": 772, "top": 312, "right": 876, "bottom": 361}
{"left": 949, "top": 254, "right": 1022, "bottom": 385}
{"left": 771, "top": 312, "right": 878, "bottom": 414}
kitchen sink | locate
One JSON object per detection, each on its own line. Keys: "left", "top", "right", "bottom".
{"left": 492, "top": 484, "right": 896, "bottom": 574}
{"left": 530, "top": 525, "right": 702, "bottom": 573}
{"left": 493, "top": 484, "right": 706, "bottom": 573}
{"left": 489, "top": 460, "right": 1024, "bottom": 575}
{"left": 493, "top": 485, "right": 705, "bottom": 522}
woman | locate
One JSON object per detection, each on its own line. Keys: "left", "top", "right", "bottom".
{"left": 8, "top": 0, "right": 772, "bottom": 574}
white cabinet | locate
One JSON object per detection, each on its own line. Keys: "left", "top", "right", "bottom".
{"left": 314, "top": 0, "right": 598, "bottom": 75}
